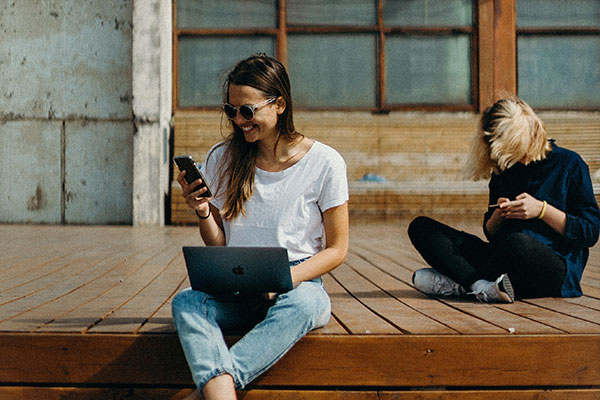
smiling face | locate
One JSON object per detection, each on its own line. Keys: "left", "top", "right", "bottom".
{"left": 227, "top": 84, "right": 285, "bottom": 144}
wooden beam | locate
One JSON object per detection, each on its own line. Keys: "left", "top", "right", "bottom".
{"left": 2, "top": 333, "right": 598, "bottom": 388}
{"left": 478, "top": 0, "right": 517, "bottom": 111}
{"left": 493, "top": 0, "right": 517, "bottom": 100}
{"left": 1, "top": 387, "right": 599, "bottom": 400}
{"left": 260, "top": 335, "right": 600, "bottom": 387}
{"left": 377, "top": 0, "right": 385, "bottom": 109}
{"left": 478, "top": 0, "right": 495, "bottom": 111}
{"left": 276, "top": 0, "right": 287, "bottom": 66}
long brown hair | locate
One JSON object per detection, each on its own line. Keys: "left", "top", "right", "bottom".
{"left": 211, "top": 54, "right": 303, "bottom": 220}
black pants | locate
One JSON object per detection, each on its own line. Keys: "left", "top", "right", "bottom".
{"left": 407, "top": 216, "right": 567, "bottom": 299}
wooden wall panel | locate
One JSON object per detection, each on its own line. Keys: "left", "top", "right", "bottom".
{"left": 172, "top": 110, "right": 599, "bottom": 224}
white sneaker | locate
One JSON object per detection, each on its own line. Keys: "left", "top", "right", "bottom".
{"left": 470, "top": 274, "right": 515, "bottom": 303}
{"left": 412, "top": 268, "right": 467, "bottom": 297}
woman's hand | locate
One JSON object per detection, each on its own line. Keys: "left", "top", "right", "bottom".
{"left": 263, "top": 292, "right": 278, "bottom": 301}
{"left": 485, "top": 196, "right": 510, "bottom": 236}
{"left": 178, "top": 170, "right": 226, "bottom": 246}
{"left": 499, "top": 193, "right": 544, "bottom": 220}
{"left": 177, "top": 170, "right": 211, "bottom": 217}
{"left": 487, "top": 192, "right": 566, "bottom": 237}
{"left": 492, "top": 196, "right": 511, "bottom": 216}
{"left": 503, "top": 193, "right": 567, "bottom": 235}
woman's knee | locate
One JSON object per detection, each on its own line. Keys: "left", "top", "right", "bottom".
{"left": 408, "top": 216, "right": 426, "bottom": 243}
{"left": 408, "top": 216, "right": 444, "bottom": 248}
{"left": 172, "top": 288, "right": 190, "bottom": 312}
{"left": 171, "top": 288, "right": 208, "bottom": 316}
{"left": 408, "top": 216, "right": 433, "bottom": 237}
{"left": 279, "top": 282, "right": 331, "bottom": 327}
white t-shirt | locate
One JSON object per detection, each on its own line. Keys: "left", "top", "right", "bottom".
{"left": 202, "top": 140, "right": 348, "bottom": 261}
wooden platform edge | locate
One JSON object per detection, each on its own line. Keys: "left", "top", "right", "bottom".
{"left": 0, "top": 387, "right": 599, "bottom": 400}
{"left": 1, "top": 333, "right": 598, "bottom": 388}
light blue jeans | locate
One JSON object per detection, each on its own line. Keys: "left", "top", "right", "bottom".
{"left": 171, "top": 266, "right": 331, "bottom": 390}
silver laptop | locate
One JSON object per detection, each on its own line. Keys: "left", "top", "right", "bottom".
{"left": 182, "top": 246, "right": 293, "bottom": 295}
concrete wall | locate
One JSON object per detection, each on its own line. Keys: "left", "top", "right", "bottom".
{"left": 0, "top": 0, "right": 171, "bottom": 225}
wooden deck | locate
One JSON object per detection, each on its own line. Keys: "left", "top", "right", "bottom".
{"left": 1, "top": 219, "right": 599, "bottom": 399}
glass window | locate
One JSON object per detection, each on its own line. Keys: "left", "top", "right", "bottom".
{"left": 517, "top": 0, "right": 600, "bottom": 109}
{"left": 517, "top": 0, "right": 600, "bottom": 28}
{"left": 383, "top": 0, "right": 472, "bottom": 26}
{"left": 174, "top": 1, "right": 475, "bottom": 110}
{"left": 518, "top": 36, "right": 600, "bottom": 108}
{"left": 287, "top": 0, "right": 377, "bottom": 26}
{"left": 386, "top": 35, "right": 472, "bottom": 105}
{"left": 288, "top": 34, "right": 377, "bottom": 108}
{"left": 176, "top": 0, "right": 276, "bottom": 29}
{"left": 178, "top": 37, "right": 275, "bottom": 107}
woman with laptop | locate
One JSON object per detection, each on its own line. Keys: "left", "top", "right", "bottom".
{"left": 172, "top": 54, "right": 349, "bottom": 400}
{"left": 408, "top": 96, "right": 599, "bottom": 303}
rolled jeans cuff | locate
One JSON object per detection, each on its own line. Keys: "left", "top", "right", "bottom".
{"left": 196, "top": 367, "right": 240, "bottom": 391}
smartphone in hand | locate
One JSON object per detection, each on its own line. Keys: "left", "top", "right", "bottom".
{"left": 174, "top": 155, "right": 213, "bottom": 197}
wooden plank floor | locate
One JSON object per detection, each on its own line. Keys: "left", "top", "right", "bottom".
{"left": 1, "top": 219, "right": 599, "bottom": 399}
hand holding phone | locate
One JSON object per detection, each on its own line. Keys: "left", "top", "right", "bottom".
{"left": 489, "top": 197, "right": 511, "bottom": 210}
{"left": 174, "top": 155, "right": 213, "bottom": 197}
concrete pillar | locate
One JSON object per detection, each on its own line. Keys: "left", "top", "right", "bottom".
{"left": 132, "top": 0, "right": 172, "bottom": 225}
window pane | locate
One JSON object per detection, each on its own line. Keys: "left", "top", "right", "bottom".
{"left": 518, "top": 36, "right": 600, "bottom": 108}
{"left": 383, "top": 0, "right": 473, "bottom": 26}
{"left": 287, "top": 0, "right": 376, "bottom": 26}
{"left": 385, "top": 35, "right": 471, "bottom": 105}
{"left": 176, "top": 0, "right": 276, "bottom": 29}
{"left": 517, "top": 0, "right": 600, "bottom": 27}
{"left": 287, "top": 34, "right": 376, "bottom": 107}
{"left": 178, "top": 37, "right": 275, "bottom": 107}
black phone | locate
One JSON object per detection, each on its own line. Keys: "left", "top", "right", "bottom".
{"left": 174, "top": 155, "right": 213, "bottom": 197}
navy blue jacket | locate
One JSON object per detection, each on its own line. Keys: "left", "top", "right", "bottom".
{"left": 483, "top": 142, "right": 600, "bottom": 297}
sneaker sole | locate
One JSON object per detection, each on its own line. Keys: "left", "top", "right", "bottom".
{"left": 499, "top": 274, "right": 515, "bottom": 303}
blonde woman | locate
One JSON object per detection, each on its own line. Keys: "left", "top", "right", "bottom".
{"left": 408, "top": 97, "right": 599, "bottom": 303}
{"left": 171, "top": 54, "right": 349, "bottom": 400}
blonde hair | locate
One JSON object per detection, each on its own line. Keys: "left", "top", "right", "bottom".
{"left": 462, "top": 96, "right": 552, "bottom": 181}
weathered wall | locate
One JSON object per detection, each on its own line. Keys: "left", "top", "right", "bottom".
{"left": 0, "top": 0, "right": 133, "bottom": 224}
{"left": 0, "top": 0, "right": 171, "bottom": 225}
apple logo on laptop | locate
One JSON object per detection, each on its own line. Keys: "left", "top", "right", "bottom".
{"left": 232, "top": 265, "right": 244, "bottom": 275}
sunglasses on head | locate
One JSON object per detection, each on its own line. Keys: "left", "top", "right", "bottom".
{"left": 223, "top": 97, "right": 277, "bottom": 121}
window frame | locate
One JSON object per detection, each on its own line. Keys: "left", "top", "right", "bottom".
{"left": 173, "top": 0, "right": 554, "bottom": 113}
